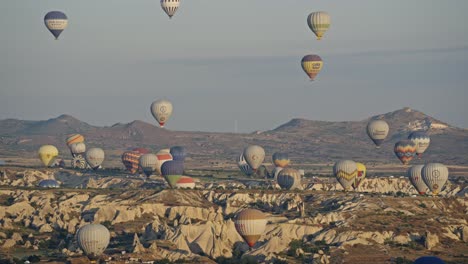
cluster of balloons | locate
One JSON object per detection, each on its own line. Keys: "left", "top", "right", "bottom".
{"left": 66, "top": 134, "right": 87, "bottom": 169}
{"left": 408, "top": 163, "right": 449, "bottom": 196}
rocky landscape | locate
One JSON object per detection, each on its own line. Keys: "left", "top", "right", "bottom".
{"left": 0, "top": 168, "right": 467, "bottom": 263}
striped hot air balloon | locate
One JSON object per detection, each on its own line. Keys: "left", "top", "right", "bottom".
{"left": 421, "top": 163, "right": 449, "bottom": 196}
{"left": 394, "top": 140, "right": 416, "bottom": 165}
{"left": 175, "top": 176, "right": 195, "bottom": 189}
{"left": 272, "top": 152, "right": 290, "bottom": 168}
{"left": 407, "top": 165, "right": 429, "bottom": 195}
{"left": 277, "top": 168, "right": 302, "bottom": 190}
{"left": 366, "top": 120, "right": 389, "bottom": 147}
{"left": 44, "top": 11, "right": 68, "bottom": 40}
{"left": 160, "top": 0, "right": 180, "bottom": 19}
{"left": 121, "top": 151, "right": 141, "bottom": 174}
{"left": 161, "top": 160, "right": 184, "bottom": 188}
{"left": 301, "top": 55, "right": 323, "bottom": 81}
{"left": 333, "top": 160, "right": 357, "bottom": 191}
{"left": 77, "top": 224, "right": 110, "bottom": 261}
{"left": 139, "top": 154, "right": 158, "bottom": 177}
{"left": 72, "top": 155, "right": 87, "bottom": 169}
{"left": 38, "top": 145, "right": 59, "bottom": 167}
{"left": 408, "top": 131, "right": 431, "bottom": 157}
{"left": 234, "top": 209, "right": 267, "bottom": 248}
{"left": 237, "top": 153, "right": 254, "bottom": 176}
{"left": 352, "top": 162, "right": 366, "bottom": 189}
{"left": 307, "top": 11, "right": 331, "bottom": 40}
{"left": 243, "top": 145, "right": 265, "bottom": 171}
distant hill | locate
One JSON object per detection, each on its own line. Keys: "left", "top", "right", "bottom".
{"left": 0, "top": 108, "right": 467, "bottom": 165}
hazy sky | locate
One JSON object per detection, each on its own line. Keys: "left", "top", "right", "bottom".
{"left": 1, "top": 1, "right": 467, "bottom": 132}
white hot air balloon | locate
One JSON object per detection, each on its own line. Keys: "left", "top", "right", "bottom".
{"left": 407, "top": 165, "right": 429, "bottom": 195}
{"left": 366, "top": 120, "right": 389, "bottom": 147}
{"left": 234, "top": 209, "right": 267, "bottom": 248}
{"left": 151, "top": 100, "right": 173, "bottom": 128}
{"left": 77, "top": 224, "right": 110, "bottom": 262}
{"left": 243, "top": 145, "right": 265, "bottom": 171}
{"left": 333, "top": 160, "right": 357, "bottom": 191}
{"left": 161, "top": 0, "right": 180, "bottom": 19}
{"left": 277, "top": 168, "right": 302, "bottom": 190}
{"left": 307, "top": 11, "right": 331, "bottom": 40}
{"left": 422, "top": 163, "right": 449, "bottom": 196}
{"left": 70, "top": 142, "right": 86, "bottom": 155}
{"left": 85, "top": 148, "right": 105, "bottom": 170}
{"left": 139, "top": 154, "right": 158, "bottom": 177}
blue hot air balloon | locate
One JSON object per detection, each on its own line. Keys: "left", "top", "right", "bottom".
{"left": 413, "top": 256, "right": 445, "bottom": 264}
{"left": 170, "top": 146, "right": 186, "bottom": 161}
{"left": 161, "top": 160, "right": 184, "bottom": 188}
{"left": 44, "top": 11, "right": 68, "bottom": 40}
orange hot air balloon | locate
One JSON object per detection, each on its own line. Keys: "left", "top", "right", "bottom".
{"left": 234, "top": 209, "right": 267, "bottom": 248}
{"left": 121, "top": 151, "right": 141, "bottom": 174}
{"left": 394, "top": 140, "right": 416, "bottom": 165}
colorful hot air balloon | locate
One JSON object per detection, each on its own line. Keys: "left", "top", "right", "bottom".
{"left": 352, "top": 162, "right": 366, "bottom": 189}
{"left": 161, "top": 0, "right": 180, "bottom": 19}
{"left": 85, "top": 148, "right": 105, "bottom": 170}
{"left": 407, "top": 165, "right": 429, "bottom": 195}
{"left": 422, "top": 163, "right": 449, "bottom": 196}
{"left": 66, "top": 134, "right": 85, "bottom": 147}
{"left": 170, "top": 146, "right": 186, "bottom": 161}
{"left": 151, "top": 99, "right": 173, "bottom": 128}
{"left": 234, "top": 209, "right": 267, "bottom": 248}
{"left": 139, "top": 154, "right": 158, "bottom": 177}
{"left": 72, "top": 155, "right": 87, "bottom": 169}
{"left": 243, "top": 145, "right": 265, "bottom": 171}
{"left": 333, "top": 160, "right": 357, "bottom": 191}
{"left": 301, "top": 55, "right": 323, "bottom": 81}
{"left": 161, "top": 160, "right": 184, "bottom": 188}
{"left": 155, "top": 150, "right": 173, "bottom": 175}
{"left": 38, "top": 145, "right": 59, "bottom": 167}
{"left": 394, "top": 140, "right": 416, "bottom": 165}
{"left": 237, "top": 153, "right": 254, "bottom": 177}
{"left": 307, "top": 11, "right": 331, "bottom": 40}
{"left": 414, "top": 256, "right": 445, "bottom": 264}
{"left": 77, "top": 224, "right": 110, "bottom": 262}
{"left": 277, "top": 168, "right": 302, "bottom": 190}
{"left": 121, "top": 151, "right": 141, "bottom": 174}
{"left": 175, "top": 176, "right": 195, "bottom": 189}
{"left": 44, "top": 11, "right": 68, "bottom": 40}
{"left": 408, "top": 131, "right": 431, "bottom": 157}
{"left": 272, "top": 152, "right": 290, "bottom": 168}
{"left": 271, "top": 166, "right": 283, "bottom": 180}
{"left": 38, "top": 179, "right": 60, "bottom": 188}
{"left": 366, "top": 120, "right": 389, "bottom": 147}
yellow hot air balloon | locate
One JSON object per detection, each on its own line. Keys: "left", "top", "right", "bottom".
{"left": 38, "top": 145, "right": 59, "bottom": 167}
{"left": 301, "top": 55, "right": 323, "bottom": 81}
{"left": 352, "top": 162, "right": 366, "bottom": 189}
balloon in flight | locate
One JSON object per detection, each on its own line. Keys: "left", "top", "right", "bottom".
{"left": 44, "top": 11, "right": 68, "bottom": 40}
{"left": 151, "top": 100, "right": 173, "bottom": 128}
{"left": 139, "top": 154, "right": 158, "bottom": 177}
{"left": 394, "top": 140, "right": 416, "bottom": 165}
{"left": 408, "top": 131, "right": 430, "bottom": 157}
{"left": 333, "top": 160, "right": 357, "bottom": 191}
{"left": 161, "top": 0, "right": 180, "bottom": 19}
{"left": 366, "top": 120, "right": 389, "bottom": 147}
{"left": 66, "top": 134, "right": 85, "bottom": 147}
{"left": 243, "top": 145, "right": 265, "bottom": 171}
{"left": 70, "top": 142, "right": 86, "bottom": 156}
{"left": 122, "top": 151, "right": 141, "bottom": 174}
{"left": 301, "top": 55, "right": 323, "bottom": 81}
{"left": 277, "top": 168, "right": 302, "bottom": 190}
{"left": 407, "top": 164, "right": 428, "bottom": 195}
{"left": 352, "top": 162, "right": 366, "bottom": 189}
{"left": 38, "top": 145, "right": 59, "bottom": 167}
{"left": 85, "top": 148, "right": 105, "bottom": 170}
{"left": 234, "top": 209, "right": 267, "bottom": 248}
{"left": 307, "top": 11, "right": 331, "bottom": 40}
{"left": 421, "top": 163, "right": 448, "bottom": 195}
{"left": 161, "top": 160, "right": 184, "bottom": 188}
{"left": 77, "top": 224, "right": 110, "bottom": 261}
{"left": 170, "top": 146, "right": 186, "bottom": 161}
{"left": 272, "top": 152, "right": 290, "bottom": 168}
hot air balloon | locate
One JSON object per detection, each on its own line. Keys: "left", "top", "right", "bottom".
{"left": 170, "top": 146, "right": 186, "bottom": 161}
{"left": 175, "top": 176, "right": 195, "bottom": 189}
{"left": 272, "top": 152, "right": 290, "bottom": 168}
{"left": 271, "top": 166, "right": 283, "bottom": 180}
{"left": 366, "top": 120, "right": 389, "bottom": 147}
{"left": 407, "top": 165, "right": 428, "bottom": 195}
{"left": 161, "top": 0, "right": 180, "bottom": 19}
{"left": 44, "top": 11, "right": 68, "bottom": 40}
{"left": 121, "top": 151, "right": 141, "bottom": 174}
{"left": 66, "top": 134, "right": 85, "bottom": 147}
{"left": 408, "top": 131, "right": 430, "bottom": 157}
{"left": 333, "top": 160, "right": 357, "bottom": 191}
{"left": 307, "top": 11, "right": 331, "bottom": 40}
{"left": 243, "top": 145, "right": 265, "bottom": 171}
{"left": 277, "top": 168, "right": 302, "bottom": 190}
{"left": 394, "top": 140, "right": 416, "bottom": 165}
{"left": 155, "top": 150, "right": 173, "bottom": 175}
{"left": 237, "top": 153, "right": 254, "bottom": 177}
{"left": 422, "top": 163, "right": 449, "bottom": 196}
{"left": 161, "top": 160, "right": 184, "bottom": 188}
{"left": 151, "top": 99, "right": 173, "bottom": 128}
{"left": 139, "top": 154, "right": 158, "bottom": 177}
{"left": 77, "top": 224, "right": 110, "bottom": 262}
{"left": 38, "top": 179, "right": 60, "bottom": 188}
{"left": 85, "top": 148, "right": 105, "bottom": 170}
{"left": 414, "top": 256, "right": 445, "bottom": 264}
{"left": 352, "top": 162, "right": 366, "bottom": 189}
{"left": 234, "top": 209, "right": 267, "bottom": 248}
{"left": 70, "top": 142, "right": 86, "bottom": 156}
{"left": 38, "top": 145, "right": 59, "bottom": 167}
{"left": 72, "top": 155, "right": 87, "bottom": 169}
{"left": 301, "top": 55, "right": 323, "bottom": 81}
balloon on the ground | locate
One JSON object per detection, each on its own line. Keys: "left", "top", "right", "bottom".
{"left": 151, "top": 99, "right": 173, "bottom": 127}
{"left": 394, "top": 140, "right": 416, "bottom": 165}
{"left": 352, "top": 162, "right": 366, "bottom": 189}
{"left": 301, "top": 55, "right": 323, "bottom": 81}
{"left": 277, "top": 168, "right": 302, "bottom": 190}
{"left": 243, "top": 145, "right": 265, "bottom": 171}
{"left": 175, "top": 176, "right": 195, "bottom": 189}
{"left": 422, "top": 163, "right": 449, "bottom": 195}
{"left": 272, "top": 152, "right": 290, "bottom": 168}
{"left": 237, "top": 153, "right": 254, "bottom": 176}
{"left": 333, "top": 160, "right": 357, "bottom": 191}
{"left": 271, "top": 166, "right": 283, "bottom": 180}
{"left": 414, "top": 256, "right": 445, "bottom": 264}
{"left": 161, "top": 160, "right": 184, "bottom": 188}
{"left": 307, "top": 11, "right": 331, "bottom": 40}
{"left": 38, "top": 179, "right": 60, "bottom": 188}
{"left": 44, "top": 11, "right": 68, "bottom": 40}
{"left": 77, "top": 224, "right": 110, "bottom": 261}
{"left": 234, "top": 209, "right": 267, "bottom": 248}
{"left": 161, "top": 0, "right": 180, "bottom": 19}
{"left": 38, "top": 145, "right": 59, "bottom": 167}
{"left": 72, "top": 155, "right": 87, "bottom": 169}
{"left": 407, "top": 165, "right": 428, "bottom": 195}
{"left": 170, "top": 146, "right": 186, "bottom": 161}
{"left": 85, "top": 148, "right": 105, "bottom": 170}
{"left": 122, "top": 151, "right": 141, "bottom": 174}
{"left": 408, "top": 131, "right": 430, "bottom": 157}
{"left": 366, "top": 120, "right": 389, "bottom": 147}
